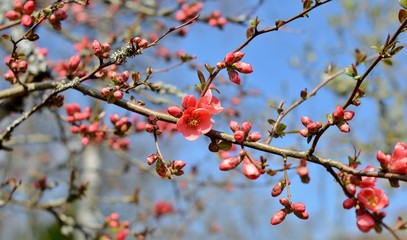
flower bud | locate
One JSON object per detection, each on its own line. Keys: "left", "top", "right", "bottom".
{"left": 242, "top": 159, "right": 262, "bottom": 180}
{"left": 271, "top": 181, "right": 284, "bottom": 197}
{"left": 234, "top": 130, "right": 245, "bottom": 143}
{"left": 342, "top": 198, "right": 355, "bottom": 209}
{"left": 227, "top": 68, "right": 241, "bottom": 85}
{"left": 229, "top": 120, "right": 240, "bottom": 132}
{"left": 219, "top": 157, "right": 240, "bottom": 171}
{"left": 241, "top": 121, "right": 252, "bottom": 133}
{"left": 270, "top": 209, "right": 287, "bottom": 225}
{"left": 167, "top": 106, "right": 183, "bottom": 118}
{"left": 292, "top": 202, "right": 306, "bottom": 213}
{"left": 233, "top": 62, "right": 253, "bottom": 74}
{"left": 247, "top": 132, "right": 262, "bottom": 142}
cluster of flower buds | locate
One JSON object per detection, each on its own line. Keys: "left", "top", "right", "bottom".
{"left": 65, "top": 103, "right": 91, "bottom": 123}
{"left": 5, "top": 0, "right": 35, "bottom": 27}
{"left": 207, "top": 10, "right": 227, "bottom": 28}
{"left": 270, "top": 197, "right": 309, "bottom": 225}
{"left": 216, "top": 52, "right": 253, "bottom": 85}
{"left": 101, "top": 70, "right": 130, "bottom": 101}
{"left": 229, "top": 120, "right": 262, "bottom": 143}
{"left": 299, "top": 116, "right": 322, "bottom": 137}
{"left": 65, "top": 103, "right": 106, "bottom": 146}
{"left": 175, "top": 2, "right": 203, "bottom": 22}
{"left": 48, "top": 9, "right": 68, "bottom": 30}
{"left": 109, "top": 114, "right": 132, "bottom": 136}
{"left": 145, "top": 114, "right": 162, "bottom": 135}
{"left": 328, "top": 106, "right": 355, "bottom": 132}
{"left": 102, "top": 213, "right": 130, "bottom": 240}
{"left": 3, "top": 57, "right": 28, "bottom": 84}
{"left": 151, "top": 155, "right": 187, "bottom": 178}
{"left": 93, "top": 40, "right": 111, "bottom": 59}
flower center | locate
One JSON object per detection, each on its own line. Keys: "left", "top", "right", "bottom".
{"left": 187, "top": 117, "right": 199, "bottom": 127}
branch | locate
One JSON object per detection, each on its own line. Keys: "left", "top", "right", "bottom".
{"left": 69, "top": 83, "right": 407, "bottom": 182}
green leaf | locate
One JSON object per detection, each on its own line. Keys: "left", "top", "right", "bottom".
{"left": 204, "top": 64, "right": 214, "bottom": 74}
{"left": 197, "top": 70, "right": 205, "bottom": 85}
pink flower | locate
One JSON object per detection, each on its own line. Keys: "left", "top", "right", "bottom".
{"left": 376, "top": 142, "right": 407, "bottom": 174}
{"left": 176, "top": 107, "right": 212, "bottom": 141}
{"left": 197, "top": 89, "right": 223, "bottom": 114}
{"left": 356, "top": 213, "right": 376, "bottom": 233}
{"left": 357, "top": 188, "right": 389, "bottom": 212}
{"left": 358, "top": 165, "right": 376, "bottom": 188}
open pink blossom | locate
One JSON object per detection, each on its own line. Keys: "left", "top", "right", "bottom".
{"left": 376, "top": 142, "right": 407, "bottom": 174}
{"left": 357, "top": 187, "right": 389, "bottom": 212}
{"left": 176, "top": 107, "right": 212, "bottom": 141}
{"left": 197, "top": 89, "right": 223, "bottom": 114}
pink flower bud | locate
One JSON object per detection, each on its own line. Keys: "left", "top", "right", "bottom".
{"left": 233, "top": 62, "right": 253, "bottom": 74}
{"left": 81, "top": 136, "right": 90, "bottom": 146}
{"left": 241, "top": 121, "right": 252, "bottom": 133}
{"left": 68, "top": 55, "right": 81, "bottom": 71}
{"left": 279, "top": 197, "right": 290, "bottom": 207}
{"left": 146, "top": 154, "right": 158, "bottom": 165}
{"left": 88, "top": 122, "right": 99, "bottom": 133}
{"left": 242, "top": 159, "right": 262, "bottom": 180}
{"left": 21, "top": 14, "right": 33, "bottom": 27}
{"left": 332, "top": 106, "right": 345, "bottom": 122}
{"left": 247, "top": 132, "right": 262, "bottom": 142}
{"left": 138, "top": 39, "right": 148, "bottom": 48}
{"left": 229, "top": 120, "right": 240, "bottom": 132}
{"left": 234, "top": 130, "right": 245, "bottom": 143}
{"left": 306, "top": 122, "right": 319, "bottom": 133}
{"left": 338, "top": 122, "right": 350, "bottom": 132}
{"left": 227, "top": 68, "right": 241, "bottom": 85}
{"left": 344, "top": 111, "right": 355, "bottom": 121}
{"left": 346, "top": 183, "right": 356, "bottom": 195}
{"left": 113, "top": 90, "right": 123, "bottom": 100}
{"left": 109, "top": 114, "right": 119, "bottom": 124}
{"left": 292, "top": 202, "right": 306, "bottom": 213}
{"left": 173, "top": 160, "right": 186, "bottom": 170}
{"left": 271, "top": 182, "right": 284, "bottom": 197}
{"left": 6, "top": 10, "right": 21, "bottom": 20}
{"left": 219, "top": 157, "right": 240, "bottom": 171}
{"left": 299, "top": 128, "right": 309, "bottom": 137}
{"left": 93, "top": 40, "right": 102, "bottom": 54}
{"left": 101, "top": 87, "right": 110, "bottom": 96}
{"left": 295, "top": 211, "right": 309, "bottom": 220}
{"left": 23, "top": 1, "right": 35, "bottom": 15}
{"left": 356, "top": 213, "right": 376, "bottom": 233}
{"left": 167, "top": 106, "right": 183, "bottom": 118}
{"left": 17, "top": 60, "right": 28, "bottom": 72}
{"left": 70, "top": 125, "right": 80, "bottom": 133}
{"left": 342, "top": 198, "right": 355, "bottom": 209}
{"left": 270, "top": 209, "right": 287, "bottom": 225}
{"left": 224, "top": 52, "right": 236, "bottom": 65}
{"left": 296, "top": 166, "right": 308, "bottom": 177}
{"left": 301, "top": 116, "right": 312, "bottom": 126}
